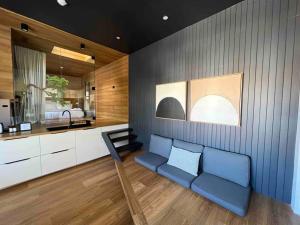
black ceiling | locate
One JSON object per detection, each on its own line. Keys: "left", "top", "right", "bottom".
{"left": 0, "top": 0, "right": 243, "bottom": 53}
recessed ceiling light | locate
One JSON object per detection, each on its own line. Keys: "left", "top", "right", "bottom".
{"left": 57, "top": 0, "right": 68, "bottom": 6}
{"left": 60, "top": 66, "right": 64, "bottom": 69}
{"left": 162, "top": 15, "right": 168, "bottom": 21}
{"left": 21, "top": 23, "right": 29, "bottom": 32}
{"left": 116, "top": 36, "right": 121, "bottom": 40}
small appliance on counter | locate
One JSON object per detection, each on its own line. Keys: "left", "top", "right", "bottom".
{"left": 19, "top": 122, "right": 32, "bottom": 131}
{"left": 0, "top": 99, "right": 12, "bottom": 129}
{"left": 0, "top": 99, "right": 33, "bottom": 134}
{"left": 0, "top": 123, "right": 4, "bottom": 134}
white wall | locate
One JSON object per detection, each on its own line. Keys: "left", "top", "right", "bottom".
{"left": 292, "top": 94, "right": 300, "bottom": 215}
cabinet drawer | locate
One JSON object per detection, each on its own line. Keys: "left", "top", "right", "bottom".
{"left": 0, "top": 156, "right": 41, "bottom": 189}
{"left": 0, "top": 136, "right": 40, "bottom": 164}
{"left": 41, "top": 148, "right": 76, "bottom": 175}
{"left": 40, "top": 131, "right": 75, "bottom": 155}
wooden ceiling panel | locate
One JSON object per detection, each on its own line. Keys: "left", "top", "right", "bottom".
{"left": 46, "top": 53, "right": 95, "bottom": 77}
{"left": 12, "top": 29, "right": 95, "bottom": 77}
{"left": 0, "top": 7, "right": 126, "bottom": 68}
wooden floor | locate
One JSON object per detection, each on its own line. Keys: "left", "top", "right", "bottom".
{"left": 0, "top": 152, "right": 300, "bottom": 225}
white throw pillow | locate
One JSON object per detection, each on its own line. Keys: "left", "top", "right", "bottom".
{"left": 167, "top": 146, "right": 201, "bottom": 176}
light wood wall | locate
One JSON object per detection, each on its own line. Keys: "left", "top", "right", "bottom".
{"left": 0, "top": 7, "right": 126, "bottom": 100}
{"left": 0, "top": 24, "right": 13, "bottom": 99}
{"left": 95, "top": 56, "right": 128, "bottom": 123}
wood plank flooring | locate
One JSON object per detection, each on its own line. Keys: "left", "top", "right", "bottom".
{"left": 0, "top": 151, "right": 299, "bottom": 225}
{"left": 0, "top": 156, "right": 133, "bottom": 225}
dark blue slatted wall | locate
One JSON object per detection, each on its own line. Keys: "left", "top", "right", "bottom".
{"left": 129, "top": 0, "right": 300, "bottom": 203}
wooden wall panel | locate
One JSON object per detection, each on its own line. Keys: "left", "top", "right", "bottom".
{"left": 0, "top": 24, "right": 13, "bottom": 99}
{"left": 129, "top": 0, "right": 300, "bottom": 203}
{"left": 0, "top": 7, "right": 127, "bottom": 100}
{"left": 96, "top": 56, "right": 128, "bottom": 123}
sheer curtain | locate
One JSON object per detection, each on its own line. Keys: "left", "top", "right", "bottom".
{"left": 14, "top": 46, "right": 46, "bottom": 124}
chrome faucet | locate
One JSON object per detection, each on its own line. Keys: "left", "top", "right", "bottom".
{"left": 62, "top": 110, "right": 73, "bottom": 127}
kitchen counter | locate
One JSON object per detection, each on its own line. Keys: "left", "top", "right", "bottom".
{"left": 0, "top": 119, "right": 127, "bottom": 141}
{"left": 0, "top": 121, "right": 129, "bottom": 190}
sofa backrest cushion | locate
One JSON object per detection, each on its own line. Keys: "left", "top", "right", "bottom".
{"left": 149, "top": 134, "right": 172, "bottom": 158}
{"left": 203, "top": 147, "right": 250, "bottom": 187}
{"left": 173, "top": 139, "right": 204, "bottom": 153}
{"left": 167, "top": 146, "right": 201, "bottom": 176}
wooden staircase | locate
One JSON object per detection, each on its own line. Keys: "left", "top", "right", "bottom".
{"left": 102, "top": 128, "right": 143, "bottom": 161}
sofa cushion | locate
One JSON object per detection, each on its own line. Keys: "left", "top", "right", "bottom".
{"left": 135, "top": 152, "right": 168, "bottom": 172}
{"left": 158, "top": 163, "right": 196, "bottom": 188}
{"left": 167, "top": 146, "right": 201, "bottom": 176}
{"left": 191, "top": 172, "right": 251, "bottom": 216}
{"left": 149, "top": 134, "right": 173, "bottom": 158}
{"left": 203, "top": 147, "right": 250, "bottom": 187}
{"left": 173, "top": 139, "right": 204, "bottom": 153}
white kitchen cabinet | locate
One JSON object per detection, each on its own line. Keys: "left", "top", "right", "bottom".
{"left": 0, "top": 136, "right": 40, "bottom": 165}
{"left": 0, "top": 124, "right": 129, "bottom": 190}
{"left": 0, "top": 156, "right": 41, "bottom": 189}
{"left": 41, "top": 148, "right": 76, "bottom": 175}
{"left": 40, "top": 131, "right": 75, "bottom": 155}
{"left": 75, "top": 128, "right": 106, "bottom": 165}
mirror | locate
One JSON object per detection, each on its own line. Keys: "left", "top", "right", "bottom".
{"left": 12, "top": 29, "right": 96, "bottom": 125}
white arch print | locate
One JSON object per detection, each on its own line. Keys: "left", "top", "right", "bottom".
{"left": 190, "top": 95, "right": 239, "bottom": 126}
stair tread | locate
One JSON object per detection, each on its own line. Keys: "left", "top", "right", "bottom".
{"left": 116, "top": 142, "right": 143, "bottom": 152}
{"left": 106, "top": 128, "right": 133, "bottom": 135}
{"left": 111, "top": 134, "right": 137, "bottom": 142}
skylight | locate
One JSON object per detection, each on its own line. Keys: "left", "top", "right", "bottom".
{"left": 51, "top": 46, "right": 95, "bottom": 64}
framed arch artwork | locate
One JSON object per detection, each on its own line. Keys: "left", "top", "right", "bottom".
{"left": 155, "top": 81, "right": 187, "bottom": 120}
{"left": 189, "top": 73, "right": 243, "bottom": 126}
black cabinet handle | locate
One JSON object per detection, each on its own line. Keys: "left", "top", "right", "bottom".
{"left": 50, "top": 131, "right": 68, "bottom": 134}
{"left": 5, "top": 158, "right": 30, "bottom": 164}
{"left": 51, "top": 149, "right": 70, "bottom": 154}
{"left": 83, "top": 127, "right": 96, "bottom": 130}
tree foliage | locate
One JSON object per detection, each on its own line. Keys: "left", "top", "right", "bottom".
{"left": 27, "top": 75, "right": 69, "bottom": 106}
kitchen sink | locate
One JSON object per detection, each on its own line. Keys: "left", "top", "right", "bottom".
{"left": 46, "top": 120, "right": 92, "bottom": 131}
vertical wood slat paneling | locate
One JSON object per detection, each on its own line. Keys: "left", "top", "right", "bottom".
{"left": 270, "top": 0, "right": 290, "bottom": 199}
{"left": 129, "top": 0, "right": 299, "bottom": 203}
{"left": 95, "top": 56, "right": 128, "bottom": 123}
{"left": 277, "top": 0, "right": 298, "bottom": 200}
{"left": 256, "top": 0, "right": 272, "bottom": 194}
{"left": 0, "top": 24, "right": 13, "bottom": 99}
{"left": 285, "top": 0, "right": 300, "bottom": 202}
{"left": 252, "top": 0, "right": 265, "bottom": 191}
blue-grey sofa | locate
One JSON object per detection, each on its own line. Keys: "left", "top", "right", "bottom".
{"left": 134, "top": 134, "right": 172, "bottom": 172}
{"left": 134, "top": 134, "right": 251, "bottom": 217}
